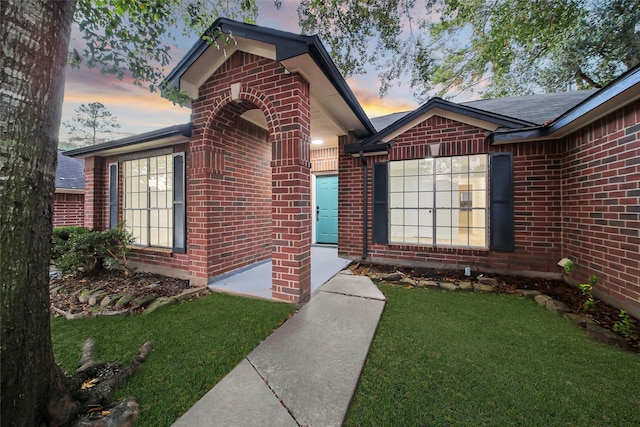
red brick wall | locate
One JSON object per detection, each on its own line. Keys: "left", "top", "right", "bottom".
{"left": 83, "top": 156, "right": 108, "bottom": 230}
{"left": 339, "top": 115, "right": 564, "bottom": 276}
{"left": 311, "top": 147, "right": 338, "bottom": 173}
{"left": 127, "top": 246, "right": 191, "bottom": 279}
{"left": 53, "top": 192, "right": 84, "bottom": 227}
{"left": 200, "top": 114, "right": 272, "bottom": 279}
{"left": 561, "top": 100, "right": 640, "bottom": 316}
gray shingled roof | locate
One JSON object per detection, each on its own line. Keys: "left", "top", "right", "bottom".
{"left": 461, "top": 89, "right": 598, "bottom": 125}
{"left": 370, "top": 111, "right": 410, "bottom": 131}
{"left": 368, "top": 89, "right": 598, "bottom": 132}
{"left": 56, "top": 150, "right": 85, "bottom": 190}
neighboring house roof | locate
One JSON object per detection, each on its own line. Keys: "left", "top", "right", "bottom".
{"left": 65, "top": 123, "right": 192, "bottom": 159}
{"left": 462, "top": 90, "right": 598, "bottom": 125}
{"left": 56, "top": 150, "right": 85, "bottom": 192}
{"left": 345, "top": 97, "right": 536, "bottom": 155}
{"left": 164, "top": 17, "right": 376, "bottom": 139}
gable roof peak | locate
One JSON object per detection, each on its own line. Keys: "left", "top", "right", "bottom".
{"left": 164, "top": 17, "right": 376, "bottom": 138}
{"left": 345, "top": 96, "right": 536, "bottom": 155}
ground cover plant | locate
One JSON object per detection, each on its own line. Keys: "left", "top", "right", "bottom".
{"left": 345, "top": 284, "right": 640, "bottom": 426}
{"left": 52, "top": 293, "right": 295, "bottom": 426}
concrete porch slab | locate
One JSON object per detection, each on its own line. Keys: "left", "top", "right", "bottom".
{"left": 208, "top": 245, "right": 352, "bottom": 299}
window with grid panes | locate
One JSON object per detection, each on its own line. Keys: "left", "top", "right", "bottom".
{"left": 388, "top": 154, "right": 488, "bottom": 248}
{"left": 123, "top": 154, "right": 174, "bottom": 248}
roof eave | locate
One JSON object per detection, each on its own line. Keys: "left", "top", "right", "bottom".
{"left": 548, "top": 65, "right": 640, "bottom": 133}
{"left": 344, "top": 141, "right": 391, "bottom": 155}
{"left": 488, "top": 128, "right": 548, "bottom": 145}
{"left": 64, "top": 123, "right": 193, "bottom": 158}
{"left": 305, "top": 38, "right": 376, "bottom": 135}
{"left": 55, "top": 188, "right": 84, "bottom": 194}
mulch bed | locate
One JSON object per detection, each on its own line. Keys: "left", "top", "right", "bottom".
{"left": 349, "top": 263, "right": 640, "bottom": 352}
{"left": 50, "top": 270, "right": 192, "bottom": 315}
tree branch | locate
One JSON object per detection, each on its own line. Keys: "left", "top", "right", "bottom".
{"left": 576, "top": 67, "right": 604, "bottom": 88}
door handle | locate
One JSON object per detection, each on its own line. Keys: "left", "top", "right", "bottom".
{"left": 316, "top": 206, "right": 319, "bottom": 220}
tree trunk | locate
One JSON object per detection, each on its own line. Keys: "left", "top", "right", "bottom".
{"left": 0, "top": 1, "right": 76, "bottom": 425}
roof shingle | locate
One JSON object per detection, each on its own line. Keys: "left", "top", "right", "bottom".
{"left": 56, "top": 150, "right": 85, "bottom": 190}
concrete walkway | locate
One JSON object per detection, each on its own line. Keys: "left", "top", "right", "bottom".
{"left": 173, "top": 271, "right": 386, "bottom": 427}
{"left": 208, "top": 245, "right": 353, "bottom": 299}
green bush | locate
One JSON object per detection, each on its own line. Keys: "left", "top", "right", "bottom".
{"left": 51, "top": 225, "right": 135, "bottom": 276}
{"left": 51, "top": 226, "right": 91, "bottom": 261}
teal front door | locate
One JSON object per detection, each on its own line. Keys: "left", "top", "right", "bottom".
{"left": 316, "top": 175, "right": 338, "bottom": 244}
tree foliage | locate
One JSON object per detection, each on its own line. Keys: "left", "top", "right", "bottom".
{"left": 70, "top": 0, "right": 261, "bottom": 93}
{"left": 63, "top": 102, "right": 120, "bottom": 145}
{"left": 298, "top": 0, "right": 640, "bottom": 100}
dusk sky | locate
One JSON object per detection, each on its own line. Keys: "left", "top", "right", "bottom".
{"left": 60, "top": 1, "right": 442, "bottom": 141}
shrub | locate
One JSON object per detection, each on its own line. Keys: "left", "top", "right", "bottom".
{"left": 51, "top": 225, "right": 135, "bottom": 276}
{"left": 579, "top": 275, "right": 598, "bottom": 313}
{"left": 51, "top": 226, "right": 91, "bottom": 261}
{"left": 613, "top": 310, "right": 633, "bottom": 338}
{"left": 562, "top": 259, "right": 575, "bottom": 275}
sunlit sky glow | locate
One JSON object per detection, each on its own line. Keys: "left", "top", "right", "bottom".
{"left": 60, "top": 1, "right": 446, "bottom": 141}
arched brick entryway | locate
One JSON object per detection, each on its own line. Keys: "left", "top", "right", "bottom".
{"left": 187, "top": 51, "right": 312, "bottom": 304}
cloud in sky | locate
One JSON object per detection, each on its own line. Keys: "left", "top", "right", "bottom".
{"left": 60, "top": 1, "right": 422, "bottom": 138}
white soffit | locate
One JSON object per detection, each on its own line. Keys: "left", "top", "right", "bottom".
{"left": 310, "top": 94, "right": 346, "bottom": 148}
{"left": 280, "top": 54, "right": 369, "bottom": 137}
{"left": 180, "top": 36, "right": 277, "bottom": 99}
{"left": 240, "top": 99, "right": 346, "bottom": 149}
{"left": 379, "top": 108, "right": 502, "bottom": 143}
{"left": 240, "top": 109, "right": 268, "bottom": 130}
{"left": 71, "top": 135, "right": 190, "bottom": 159}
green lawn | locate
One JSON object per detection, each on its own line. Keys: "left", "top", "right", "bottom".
{"left": 345, "top": 284, "right": 640, "bottom": 427}
{"left": 52, "top": 293, "right": 295, "bottom": 426}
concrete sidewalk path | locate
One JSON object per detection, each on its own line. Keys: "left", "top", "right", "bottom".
{"left": 172, "top": 270, "right": 386, "bottom": 427}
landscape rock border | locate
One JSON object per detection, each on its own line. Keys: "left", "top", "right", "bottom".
{"left": 51, "top": 284, "right": 210, "bottom": 320}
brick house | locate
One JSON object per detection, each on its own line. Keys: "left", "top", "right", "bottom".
{"left": 341, "top": 71, "right": 640, "bottom": 319}
{"left": 53, "top": 150, "right": 85, "bottom": 227}
{"left": 67, "top": 19, "right": 640, "bottom": 317}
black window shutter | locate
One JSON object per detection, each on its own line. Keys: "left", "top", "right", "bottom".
{"left": 173, "top": 153, "right": 186, "bottom": 253}
{"left": 490, "top": 152, "right": 514, "bottom": 251}
{"left": 108, "top": 163, "right": 118, "bottom": 229}
{"left": 372, "top": 162, "right": 388, "bottom": 244}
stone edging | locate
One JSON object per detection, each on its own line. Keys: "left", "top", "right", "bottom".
{"left": 51, "top": 285, "right": 211, "bottom": 320}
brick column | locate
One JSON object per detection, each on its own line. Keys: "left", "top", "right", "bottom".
{"left": 186, "top": 138, "right": 219, "bottom": 286}
{"left": 83, "top": 156, "right": 107, "bottom": 230}
{"left": 271, "top": 134, "right": 312, "bottom": 303}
